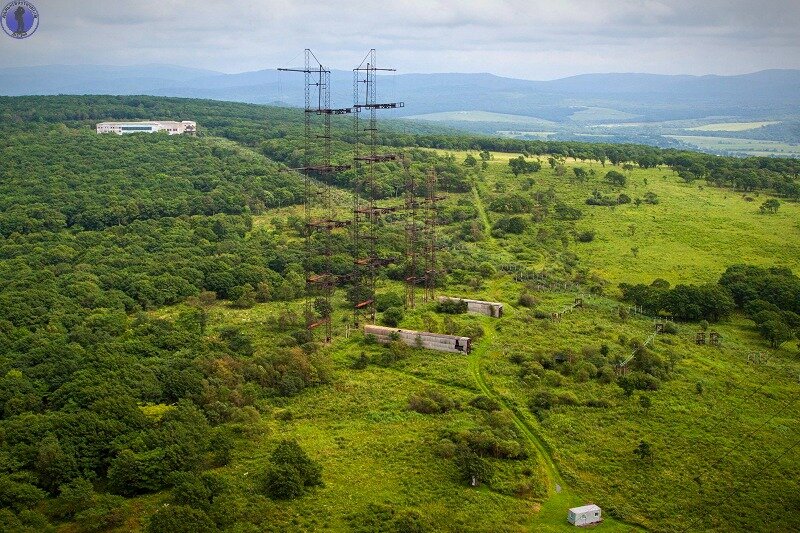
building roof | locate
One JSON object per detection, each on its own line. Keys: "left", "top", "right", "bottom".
{"left": 569, "top": 504, "right": 601, "bottom": 514}
{"left": 96, "top": 121, "right": 190, "bottom": 127}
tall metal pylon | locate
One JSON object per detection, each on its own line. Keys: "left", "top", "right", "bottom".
{"left": 404, "top": 159, "right": 419, "bottom": 309}
{"left": 279, "top": 49, "right": 351, "bottom": 343}
{"left": 351, "top": 49, "right": 404, "bottom": 326}
{"left": 423, "top": 166, "right": 441, "bottom": 302}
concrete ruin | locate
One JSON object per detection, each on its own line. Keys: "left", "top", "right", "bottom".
{"left": 364, "top": 325, "right": 471, "bottom": 354}
{"left": 437, "top": 296, "right": 504, "bottom": 318}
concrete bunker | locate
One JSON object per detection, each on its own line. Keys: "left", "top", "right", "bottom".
{"left": 437, "top": 296, "right": 504, "bottom": 318}
{"left": 364, "top": 325, "right": 471, "bottom": 354}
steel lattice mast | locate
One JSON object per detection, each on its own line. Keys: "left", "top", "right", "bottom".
{"left": 424, "top": 166, "right": 440, "bottom": 302}
{"left": 279, "top": 49, "right": 351, "bottom": 343}
{"left": 351, "top": 49, "right": 404, "bottom": 326}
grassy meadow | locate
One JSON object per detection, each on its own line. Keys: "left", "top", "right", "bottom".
{"left": 138, "top": 151, "right": 799, "bottom": 532}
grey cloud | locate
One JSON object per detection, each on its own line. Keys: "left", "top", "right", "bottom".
{"left": 0, "top": 0, "right": 798, "bottom": 79}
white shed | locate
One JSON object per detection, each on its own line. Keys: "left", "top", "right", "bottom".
{"left": 568, "top": 504, "right": 601, "bottom": 526}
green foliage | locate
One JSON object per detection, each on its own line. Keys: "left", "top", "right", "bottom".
{"left": 435, "top": 299, "right": 468, "bottom": 314}
{"left": 262, "top": 440, "right": 322, "bottom": 500}
{"left": 381, "top": 307, "right": 404, "bottom": 327}
{"left": 454, "top": 444, "right": 493, "bottom": 486}
{"left": 759, "top": 198, "right": 780, "bottom": 214}
{"left": 508, "top": 156, "right": 542, "bottom": 176}
{"left": 488, "top": 193, "right": 533, "bottom": 214}
{"left": 634, "top": 440, "right": 653, "bottom": 461}
{"left": 375, "top": 292, "right": 404, "bottom": 312}
{"left": 469, "top": 395, "right": 501, "bottom": 412}
{"left": 493, "top": 215, "right": 528, "bottom": 234}
{"left": 517, "top": 293, "right": 537, "bottom": 308}
{"left": 604, "top": 170, "right": 627, "bottom": 187}
{"left": 146, "top": 505, "right": 215, "bottom": 533}
{"left": 52, "top": 478, "right": 94, "bottom": 519}
{"left": 620, "top": 280, "right": 735, "bottom": 321}
{"left": 408, "top": 389, "right": 457, "bottom": 414}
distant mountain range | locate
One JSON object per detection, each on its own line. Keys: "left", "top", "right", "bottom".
{"left": 2, "top": 64, "right": 798, "bottom": 121}
{"left": 3, "top": 64, "right": 799, "bottom": 155}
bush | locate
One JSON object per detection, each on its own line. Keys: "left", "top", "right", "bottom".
{"left": 376, "top": 292, "right": 404, "bottom": 312}
{"left": 469, "top": 395, "right": 501, "bottom": 412}
{"left": 530, "top": 390, "right": 558, "bottom": 410}
{"left": 263, "top": 463, "right": 304, "bottom": 500}
{"left": 436, "top": 299, "right": 468, "bottom": 314}
{"left": 52, "top": 478, "right": 94, "bottom": 519}
{"left": 518, "top": 293, "right": 537, "bottom": 308}
{"left": 598, "top": 365, "right": 616, "bottom": 384}
{"left": 74, "top": 494, "right": 128, "bottom": 533}
{"left": 605, "top": 170, "right": 627, "bottom": 187}
{"left": 662, "top": 322, "right": 678, "bottom": 334}
{"left": 262, "top": 439, "right": 322, "bottom": 500}
{"left": 146, "top": 505, "right": 214, "bottom": 533}
{"left": 576, "top": 230, "right": 595, "bottom": 243}
{"left": 409, "top": 389, "right": 456, "bottom": 414}
{"left": 382, "top": 307, "right": 404, "bottom": 327}
{"left": 454, "top": 445, "right": 493, "bottom": 487}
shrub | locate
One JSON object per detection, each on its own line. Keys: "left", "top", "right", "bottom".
{"left": 146, "top": 505, "right": 215, "bottom": 533}
{"left": 605, "top": 170, "right": 627, "bottom": 187}
{"left": 376, "top": 292, "right": 404, "bottom": 312}
{"left": 598, "top": 365, "right": 616, "bottom": 384}
{"left": 436, "top": 299, "right": 468, "bottom": 314}
{"left": 530, "top": 390, "right": 557, "bottom": 410}
{"left": 409, "top": 389, "right": 456, "bottom": 414}
{"left": 52, "top": 478, "right": 94, "bottom": 519}
{"left": 381, "top": 307, "right": 404, "bottom": 327}
{"left": 518, "top": 293, "right": 537, "bottom": 308}
{"left": 262, "top": 439, "right": 322, "bottom": 500}
{"left": 662, "top": 322, "right": 678, "bottom": 334}
{"left": 576, "top": 230, "right": 595, "bottom": 243}
{"left": 454, "top": 445, "right": 493, "bottom": 487}
{"left": 469, "top": 395, "right": 501, "bottom": 412}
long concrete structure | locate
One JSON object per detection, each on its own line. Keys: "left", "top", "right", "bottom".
{"left": 437, "top": 296, "right": 504, "bottom": 318}
{"left": 364, "top": 325, "right": 471, "bottom": 354}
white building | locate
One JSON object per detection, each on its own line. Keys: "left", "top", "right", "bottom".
{"left": 96, "top": 120, "right": 197, "bottom": 135}
{"left": 568, "top": 504, "right": 601, "bottom": 527}
{"left": 437, "top": 296, "right": 504, "bottom": 318}
{"left": 364, "top": 325, "right": 471, "bottom": 354}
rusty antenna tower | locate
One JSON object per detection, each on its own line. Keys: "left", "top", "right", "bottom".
{"left": 279, "top": 49, "right": 352, "bottom": 343}
{"left": 351, "top": 49, "right": 404, "bottom": 326}
{"left": 404, "top": 160, "right": 419, "bottom": 309}
{"left": 423, "top": 166, "right": 441, "bottom": 302}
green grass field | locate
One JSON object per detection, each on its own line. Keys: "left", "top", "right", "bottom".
{"left": 687, "top": 121, "right": 781, "bottom": 132}
{"left": 667, "top": 135, "right": 800, "bottom": 157}
{"left": 131, "top": 151, "right": 800, "bottom": 532}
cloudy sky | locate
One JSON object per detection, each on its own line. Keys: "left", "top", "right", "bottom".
{"left": 2, "top": 0, "right": 799, "bottom": 79}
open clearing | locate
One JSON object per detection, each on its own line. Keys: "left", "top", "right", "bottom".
{"left": 687, "top": 121, "right": 781, "bottom": 132}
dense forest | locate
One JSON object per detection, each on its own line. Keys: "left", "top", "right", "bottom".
{"left": 3, "top": 95, "right": 800, "bottom": 199}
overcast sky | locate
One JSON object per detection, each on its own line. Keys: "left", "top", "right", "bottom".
{"left": 1, "top": 0, "right": 799, "bottom": 79}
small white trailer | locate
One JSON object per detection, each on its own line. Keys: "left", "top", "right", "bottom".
{"left": 568, "top": 504, "right": 601, "bottom": 526}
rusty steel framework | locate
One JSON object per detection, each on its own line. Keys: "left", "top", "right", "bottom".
{"left": 351, "top": 49, "right": 404, "bottom": 326}
{"left": 404, "top": 161, "right": 419, "bottom": 309}
{"left": 423, "top": 167, "right": 441, "bottom": 302}
{"left": 279, "top": 50, "right": 352, "bottom": 343}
